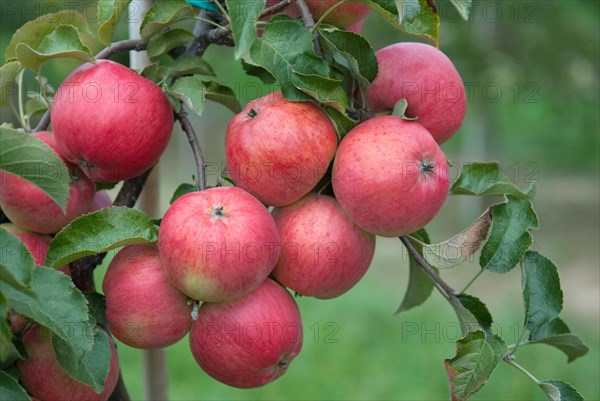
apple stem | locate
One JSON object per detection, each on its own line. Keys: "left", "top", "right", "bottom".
{"left": 176, "top": 109, "right": 207, "bottom": 191}
{"left": 399, "top": 236, "right": 458, "bottom": 302}
{"left": 191, "top": 301, "right": 200, "bottom": 321}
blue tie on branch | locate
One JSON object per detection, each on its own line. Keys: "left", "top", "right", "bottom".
{"left": 187, "top": 0, "right": 220, "bottom": 12}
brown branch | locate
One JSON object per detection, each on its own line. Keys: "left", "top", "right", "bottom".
{"left": 175, "top": 110, "right": 206, "bottom": 190}
{"left": 399, "top": 236, "right": 459, "bottom": 301}
{"left": 108, "top": 374, "right": 131, "bottom": 401}
{"left": 261, "top": 0, "right": 295, "bottom": 18}
{"left": 296, "top": 0, "right": 322, "bottom": 56}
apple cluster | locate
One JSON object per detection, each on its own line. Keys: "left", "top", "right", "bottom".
{"left": 4, "top": 35, "right": 466, "bottom": 397}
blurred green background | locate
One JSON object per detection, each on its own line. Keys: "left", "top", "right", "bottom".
{"left": 1, "top": 0, "right": 599, "bottom": 400}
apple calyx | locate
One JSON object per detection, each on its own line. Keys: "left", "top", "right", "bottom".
{"left": 210, "top": 204, "right": 226, "bottom": 220}
{"left": 420, "top": 160, "right": 435, "bottom": 174}
{"left": 247, "top": 108, "right": 258, "bottom": 118}
{"left": 278, "top": 359, "right": 289, "bottom": 369}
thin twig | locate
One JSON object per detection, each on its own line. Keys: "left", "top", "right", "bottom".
{"left": 175, "top": 110, "right": 206, "bottom": 190}
{"left": 261, "top": 0, "right": 295, "bottom": 18}
{"left": 296, "top": 0, "right": 322, "bottom": 56}
{"left": 399, "top": 236, "right": 459, "bottom": 301}
{"left": 34, "top": 39, "right": 148, "bottom": 133}
{"left": 95, "top": 38, "right": 147, "bottom": 59}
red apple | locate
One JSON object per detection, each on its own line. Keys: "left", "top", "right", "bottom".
{"left": 0, "top": 132, "right": 95, "bottom": 234}
{"left": 332, "top": 116, "right": 449, "bottom": 237}
{"left": 189, "top": 278, "right": 303, "bottom": 388}
{"left": 158, "top": 186, "right": 280, "bottom": 302}
{"left": 51, "top": 60, "right": 174, "bottom": 182}
{"left": 225, "top": 92, "right": 338, "bottom": 207}
{"left": 103, "top": 244, "right": 192, "bottom": 349}
{"left": 266, "top": 0, "right": 370, "bottom": 28}
{"left": 17, "top": 325, "right": 119, "bottom": 401}
{"left": 366, "top": 42, "right": 467, "bottom": 144}
{"left": 0, "top": 223, "right": 70, "bottom": 275}
{"left": 272, "top": 193, "right": 376, "bottom": 298}
{"left": 89, "top": 190, "right": 112, "bottom": 212}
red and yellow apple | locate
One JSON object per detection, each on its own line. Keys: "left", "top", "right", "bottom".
{"left": 367, "top": 42, "right": 467, "bottom": 144}
{"left": 332, "top": 116, "right": 449, "bottom": 237}
{"left": 189, "top": 278, "right": 303, "bottom": 388}
{"left": 158, "top": 186, "right": 280, "bottom": 302}
{"left": 0, "top": 132, "right": 95, "bottom": 234}
{"left": 225, "top": 91, "right": 338, "bottom": 207}
{"left": 272, "top": 193, "right": 376, "bottom": 298}
{"left": 51, "top": 60, "right": 174, "bottom": 182}
{"left": 103, "top": 244, "right": 192, "bottom": 349}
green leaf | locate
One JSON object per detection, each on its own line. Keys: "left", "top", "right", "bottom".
{"left": 52, "top": 328, "right": 111, "bottom": 393}
{"left": 480, "top": 197, "right": 539, "bottom": 273}
{"left": 448, "top": 0, "right": 472, "bottom": 20}
{"left": 444, "top": 331, "right": 507, "bottom": 401}
{"left": 140, "top": 0, "right": 196, "bottom": 42}
{"left": 147, "top": 29, "right": 196, "bottom": 60}
{"left": 203, "top": 81, "right": 242, "bottom": 114}
{"left": 226, "top": 0, "right": 265, "bottom": 59}
{"left": 16, "top": 25, "right": 95, "bottom": 72}
{"left": 318, "top": 27, "right": 378, "bottom": 88}
{"left": 290, "top": 72, "right": 347, "bottom": 113}
{"left": 0, "top": 127, "right": 70, "bottom": 213}
{"left": 0, "top": 292, "right": 13, "bottom": 365}
{"left": 97, "top": 0, "right": 131, "bottom": 45}
{"left": 168, "top": 75, "right": 206, "bottom": 116}
{"left": 522, "top": 251, "right": 563, "bottom": 334}
{"left": 538, "top": 380, "right": 584, "bottom": 401}
{"left": 525, "top": 333, "right": 589, "bottom": 363}
{"left": 0, "top": 370, "right": 30, "bottom": 401}
{"left": 396, "top": 230, "right": 434, "bottom": 314}
{"left": 352, "top": 0, "right": 439, "bottom": 46}
{"left": 241, "top": 57, "right": 275, "bottom": 83}
{"left": 25, "top": 94, "right": 49, "bottom": 116}
{"left": 451, "top": 162, "right": 536, "bottom": 199}
{"left": 420, "top": 208, "right": 492, "bottom": 269}
{"left": 161, "top": 54, "right": 215, "bottom": 78}
{"left": 325, "top": 107, "right": 357, "bottom": 138}
{"left": 457, "top": 294, "right": 492, "bottom": 331}
{"left": 84, "top": 292, "right": 108, "bottom": 331}
{"left": 0, "top": 227, "right": 35, "bottom": 293}
{"left": 45, "top": 207, "right": 158, "bottom": 268}
{"left": 252, "top": 16, "right": 337, "bottom": 102}
{"left": 0, "top": 61, "right": 23, "bottom": 106}
{"left": 4, "top": 10, "right": 92, "bottom": 60}
{"left": 170, "top": 183, "right": 198, "bottom": 204}
{"left": 3, "top": 268, "right": 93, "bottom": 363}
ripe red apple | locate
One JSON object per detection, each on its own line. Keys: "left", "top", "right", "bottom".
{"left": 332, "top": 116, "right": 449, "bottom": 237}
{"left": 0, "top": 132, "right": 95, "bottom": 234}
{"left": 103, "top": 244, "right": 192, "bottom": 349}
{"left": 51, "top": 60, "right": 174, "bottom": 182}
{"left": 225, "top": 91, "right": 338, "bottom": 207}
{"left": 158, "top": 186, "right": 280, "bottom": 302}
{"left": 266, "top": 0, "right": 370, "bottom": 27}
{"left": 89, "top": 190, "right": 112, "bottom": 212}
{"left": 366, "top": 42, "right": 467, "bottom": 144}
{"left": 17, "top": 325, "right": 119, "bottom": 401}
{"left": 272, "top": 193, "right": 376, "bottom": 299}
{"left": 189, "top": 278, "right": 303, "bottom": 388}
{"left": 1, "top": 223, "right": 70, "bottom": 275}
